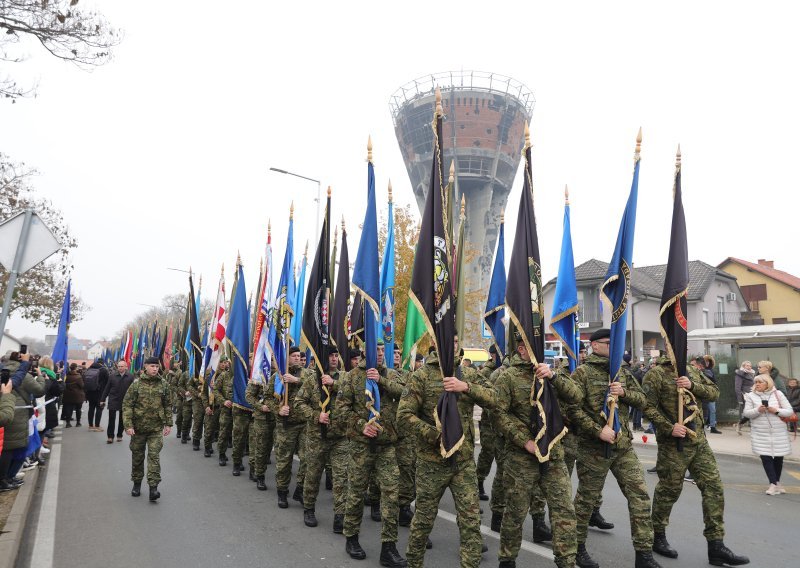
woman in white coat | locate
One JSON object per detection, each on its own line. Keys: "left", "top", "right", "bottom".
{"left": 743, "top": 374, "right": 793, "bottom": 495}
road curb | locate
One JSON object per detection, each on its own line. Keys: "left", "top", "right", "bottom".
{"left": 0, "top": 467, "right": 40, "bottom": 568}
{"left": 632, "top": 438, "right": 800, "bottom": 464}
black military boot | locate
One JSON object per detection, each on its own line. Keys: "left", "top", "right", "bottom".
{"left": 149, "top": 485, "right": 160, "bottom": 502}
{"left": 589, "top": 507, "right": 615, "bottom": 530}
{"left": 481, "top": 542, "right": 488, "bottom": 553}
{"left": 345, "top": 535, "right": 366, "bottom": 560}
{"left": 333, "top": 513, "right": 344, "bottom": 534}
{"left": 363, "top": 492, "right": 373, "bottom": 506}
{"left": 232, "top": 463, "right": 242, "bottom": 476}
{"left": 256, "top": 476, "right": 267, "bottom": 491}
{"left": 498, "top": 560, "right": 516, "bottom": 568}
{"left": 398, "top": 504, "right": 414, "bottom": 527}
{"left": 204, "top": 447, "right": 213, "bottom": 457}
{"left": 131, "top": 481, "right": 141, "bottom": 497}
{"left": 181, "top": 432, "right": 189, "bottom": 444}
{"left": 277, "top": 489, "right": 289, "bottom": 509}
{"left": 576, "top": 543, "right": 599, "bottom": 568}
{"left": 249, "top": 468, "right": 256, "bottom": 481}
{"left": 304, "top": 508, "right": 318, "bottom": 527}
{"left": 652, "top": 532, "right": 678, "bottom": 558}
{"left": 379, "top": 541, "right": 406, "bottom": 567}
{"left": 175, "top": 429, "right": 181, "bottom": 439}
{"left": 426, "top": 537, "right": 432, "bottom": 549}
{"left": 370, "top": 501, "right": 382, "bottom": 522}
{"left": 192, "top": 439, "right": 200, "bottom": 451}
{"left": 478, "top": 479, "right": 489, "bottom": 501}
{"left": 293, "top": 484, "right": 304, "bottom": 502}
{"left": 532, "top": 514, "right": 552, "bottom": 543}
{"left": 707, "top": 540, "right": 750, "bottom": 566}
{"left": 635, "top": 550, "right": 663, "bottom": 568}
{"left": 490, "top": 511, "right": 503, "bottom": 532}
{"left": 219, "top": 453, "right": 228, "bottom": 466}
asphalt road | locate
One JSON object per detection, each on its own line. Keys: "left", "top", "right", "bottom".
{"left": 16, "top": 414, "right": 799, "bottom": 568}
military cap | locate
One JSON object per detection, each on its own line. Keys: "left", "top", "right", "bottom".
{"left": 589, "top": 328, "right": 611, "bottom": 342}
{"left": 219, "top": 355, "right": 229, "bottom": 362}
{"left": 377, "top": 338, "right": 385, "bottom": 346}
{"left": 349, "top": 349, "right": 361, "bottom": 359}
{"left": 488, "top": 344, "right": 497, "bottom": 354}
{"left": 289, "top": 346, "right": 301, "bottom": 355}
{"left": 393, "top": 343, "right": 400, "bottom": 351}
{"left": 623, "top": 351, "right": 632, "bottom": 364}
{"left": 415, "top": 353, "right": 424, "bottom": 362}
{"left": 144, "top": 356, "right": 160, "bottom": 365}
{"left": 329, "top": 347, "right": 339, "bottom": 355}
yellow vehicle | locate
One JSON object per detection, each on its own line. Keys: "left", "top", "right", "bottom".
{"left": 462, "top": 347, "right": 490, "bottom": 367}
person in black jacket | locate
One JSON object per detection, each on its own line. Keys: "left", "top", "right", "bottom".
{"left": 100, "top": 360, "right": 135, "bottom": 443}
{"left": 84, "top": 360, "right": 110, "bottom": 432}
{"left": 38, "top": 357, "right": 65, "bottom": 437}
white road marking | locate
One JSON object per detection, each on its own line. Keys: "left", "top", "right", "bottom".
{"left": 29, "top": 438, "right": 61, "bottom": 568}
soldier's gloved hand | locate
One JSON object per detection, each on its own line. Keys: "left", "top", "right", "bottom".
{"left": 319, "top": 412, "right": 330, "bottom": 425}
{"left": 423, "top": 426, "right": 440, "bottom": 446}
{"left": 205, "top": 406, "right": 213, "bottom": 416}
{"left": 279, "top": 405, "right": 290, "bottom": 416}
{"left": 599, "top": 425, "right": 616, "bottom": 443}
{"left": 126, "top": 427, "right": 135, "bottom": 436}
{"left": 224, "top": 400, "right": 233, "bottom": 408}
{"left": 671, "top": 423, "right": 687, "bottom": 438}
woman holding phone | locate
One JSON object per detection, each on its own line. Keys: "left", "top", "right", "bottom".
{"left": 743, "top": 374, "right": 793, "bottom": 495}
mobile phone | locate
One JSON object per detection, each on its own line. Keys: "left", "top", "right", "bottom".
{"left": 1, "top": 369, "right": 9, "bottom": 385}
{"left": 20, "top": 344, "right": 28, "bottom": 355}
{"left": 761, "top": 399, "right": 769, "bottom": 407}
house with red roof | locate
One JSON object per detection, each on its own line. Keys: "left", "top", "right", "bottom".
{"left": 717, "top": 258, "right": 800, "bottom": 325}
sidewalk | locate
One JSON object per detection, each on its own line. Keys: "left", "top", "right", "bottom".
{"left": 631, "top": 424, "right": 800, "bottom": 464}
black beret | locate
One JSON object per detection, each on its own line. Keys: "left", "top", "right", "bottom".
{"left": 488, "top": 344, "right": 497, "bottom": 354}
{"left": 623, "top": 351, "right": 632, "bottom": 363}
{"left": 349, "top": 349, "right": 361, "bottom": 359}
{"left": 513, "top": 330, "right": 523, "bottom": 341}
{"left": 589, "top": 328, "right": 611, "bottom": 342}
{"left": 393, "top": 343, "right": 400, "bottom": 351}
{"left": 144, "top": 356, "right": 160, "bottom": 365}
{"left": 415, "top": 353, "right": 424, "bottom": 362}
{"left": 328, "top": 347, "right": 339, "bottom": 355}
{"left": 289, "top": 346, "right": 301, "bottom": 355}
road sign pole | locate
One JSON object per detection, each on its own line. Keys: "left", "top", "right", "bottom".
{"left": 0, "top": 208, "right": 34, "bottom": 337}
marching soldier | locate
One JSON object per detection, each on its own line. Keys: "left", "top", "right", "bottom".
{"left": 231, "top": 393, "right": 254, "bottom": 478}
{"left": 122, "top": 357, "right": 172, "bottom": 502}
{"left": 245, "top": 366, "right": 276, "bottom": 490}
{"left": 397, "top": 337, "right": 495, "bottom": 568}
{"left": 267, "top": 346, "right": 307, "bottom": 508}
{"left": 394, "top": 343, "right": 417, "bottom": 528}
{"left": 335, "top": 341, "right": 406, "bottom": 567}
{"left": 569, "top": 329, "right": 661, "bottom": 568}
{"left": 201, "top": 357, "right": 229, "bottom": 457}
{"left": 488, "top": 354, "right": 510, "bottom": 533}
{"left": 186, "top": 367, "right": 205, "bottom": 451}
{"left": 214, "top": 359, "right": 235, "bottom": 467}
{"left": 178, "top": 369, "right": 194, "bottom": 444}
{"left": 643, "top": 355, "right": 749, "bottom": 566}
{"left": 494, "top": 334, "right": 580, "bottom": 568}
{"left": 294, "top": 348, "right": 349, "bottom": 531}
{"left": 168, "top": 362, "right": 184, "bottom": 439}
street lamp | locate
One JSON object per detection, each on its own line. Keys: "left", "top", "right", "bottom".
{"left": 269, "top": 167, "right": 321, "bottom": 239}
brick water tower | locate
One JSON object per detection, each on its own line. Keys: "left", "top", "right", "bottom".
{"left": 390, "top": 71, "right": 534, "bottom": 303}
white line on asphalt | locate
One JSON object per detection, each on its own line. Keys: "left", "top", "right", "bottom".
{"left": 29, "top": 439, "right": 61, "bottom": 568}
{"left": 434, "top": 509, "right": 554, "bottom": 560}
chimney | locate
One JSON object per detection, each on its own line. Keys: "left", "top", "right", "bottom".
{"left": 757, "top": 259, "right": 774, "bottom": 268}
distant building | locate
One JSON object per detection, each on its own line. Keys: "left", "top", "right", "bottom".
{"left": 542, "top": 259, "right": 749, "bottom": 360}
{"left": 717, "top": 258, "right": 800, "bottom": 325}
{"left": 1, "top": 331, "right": 22, "bottom": 357}
{"left": 87, "top": 341, "right": 110, "bottom": 361}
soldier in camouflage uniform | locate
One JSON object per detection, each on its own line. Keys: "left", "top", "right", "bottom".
{"left": 168, "top": 363, "right": 184, "bottom": 439}
{"left": 568, "top": 329, "right": 661, "bottom": 568}
{"left": 178, "top": 369, "right": 194, "bottom": 444}
{"left": 214, "top": 363, "right": 235, "bottom": 466}
{"left": 185, "top": 367, "right": 205, "bottom": 451}
{"left": 267, "top": 346, "right": 307, "bottom": 508}
{"left": 294, "top": 348, "right": 349, "bottom": 530}
{"left": 122, "top": 357, "right": 173, "bottom": 502}
{"left": 475, "top": 344, "right": 499, "bottom": 502}
{"left": 202, "top": 358, "right": 229, "bottom": 457}
{"left": 245, "top": 366, "right": 276, "bottom": 490}
{"left": 393, "top": 344, "right": 417, "bottom": 528}
{"left": 397, "top": 339, "right": 495, "bottom": 568}
{"left": 494, "top": 340, "right": 581, "bottom": 568}
{"left": 488, "top": 356, "right": 510, "bottom": 533}
{"left": 643, "top": 356, "right": 749, "bottom": 566}
{"left": 335, "top": 342, "right": 406, "bottom": 567}
{"left": 231, "top": 401, "right": 253, "bottom": 477}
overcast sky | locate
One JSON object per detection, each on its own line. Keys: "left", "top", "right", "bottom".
{"left": 2, "top": 0, "right": 797, "bottom": 343}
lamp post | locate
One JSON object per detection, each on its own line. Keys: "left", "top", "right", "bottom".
{"left": 269, "top": 167, "right": 322, "bottom": 239}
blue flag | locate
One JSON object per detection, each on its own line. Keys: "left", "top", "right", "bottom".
{"left": 51, "top": 280, "right": 71, "bottom": 376}
{"left": 290, "top": 253, "right": 307, "bottom": 347}
{"left": 353, "top": 154, "right": 381, "bottom": 418}
{"left": 380, "top": 194, "right": 395, "bottom": 368}
{"left": 600, "top": 136, "right": 641, "bottom": 436}
{"left": 271, "top": 213, "right": 295, "bottom": 378}
{"left": 550, "top": 193, "right": 581, "bottom": 373}
{"left": 227, "top": 263, "right": 251, "bottom": 408}
{"left": 484, "top": 217, "right": 506, "bottom": 357}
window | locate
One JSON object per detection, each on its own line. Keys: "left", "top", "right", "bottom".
{"left": 702, "top": 308, "right": 709, "bottom": 329}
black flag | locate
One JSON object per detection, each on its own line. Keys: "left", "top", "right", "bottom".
{"left": 331, "top": 219, "right": 354, "bottom": 370}
{"left": 188, "top": 275, "right": 203, "bottom": 379}
{"left": 505, "top": 123, "right": 565, "bottom": 464}
{"left": 302, "top": 188, "right": 332, "bottom": 434}
{"left": 408, "top": 88, "right": 462, "bottom": 458}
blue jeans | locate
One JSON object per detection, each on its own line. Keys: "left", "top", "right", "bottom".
{"left": 707, "top": 401, "right": 717, "bottom": 427}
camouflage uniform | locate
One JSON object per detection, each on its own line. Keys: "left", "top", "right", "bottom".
{"left": 232, "top": 406, "right": 253, "bottom": 469}
{"left": 494, "top": 353, "right": 580, "bottom": 567}
{"left": 294, "top": 367, "right": 349, "bottom": 512}
{"left": 643, "top": 358, "right": 725, "bottom": 541}
{"left": 214, "top": 370, "right": 235, "bottom": 456}
{"left": 122, "top": 372, "right": 172, "bottom": 486}
{"left": 396, "top": 351, "right": 496, "bottom": 568}
{"left": 266, "top": 364, "right": 307, "bottom": 492}
{"left": 569, "top": 353, "right": 653, "bottom": 551}
{"left": 245, "top": 379, "right": 276, "bottom": 478}
{"left": 201, "top": 375, "right": 220, "bottom": 452}
{"left": 169, "top": 369, "right": 185, "bottom": 436}
{"left": 394, "top": 368, "right": 416, "bottom": 509}
{"left": 186, "top": 372, "right": 205, "bottom": 444}
{"left": 178, "top": 372, "right": 195, "bottom": 440}
{"left": 475, "top": 359, "right": 497, "bottom": 484}
{"left": 488, "top": 359, "right": 510, "bottom": 517}
{"left": 334, "top": 359, "right": 403, "bottom": 542}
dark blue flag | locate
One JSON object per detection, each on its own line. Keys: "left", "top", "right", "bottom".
{"left": 227, "top": 262, "right": 251, "bottom": 409}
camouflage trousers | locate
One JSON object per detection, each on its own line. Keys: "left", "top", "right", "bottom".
{"left": 217, "top": 406, "right": 233, "bottom": 455}
{"left": 180, "top": 396, "right": 194, "bottom": 437}
{"left": 304, "top": 434, "right": 349, "bottom": 512}
{"left": 500, "top": 446, "right": 576, "bottom": 567}
{"left": 130, "top": 431, "right": 164, "bottom": 486}
{"left": 344, "top": 442, "right": 399, "bottom": 542}
{"left": 174, "top": 398, "right": 185, "bottom": 434}
{"left": 574, "top": 442, "right": 653, "bottom": 550}
{"left": 652, "top": 439, "right": 725, "bottom": 541}
{"left": 191, "top": 398, "right": 204, "bottom": 442}
{"left": 563, "top": 430, "right": 600, "bottom": 509}
{"left": 396, "top": 436, "right": 416, "bottom": 507}
{"left": 274, "top": 422, "right": 306, "bottom": 491}
{"left": 232, "top": 407, "right": 253, "bottom": 467}
{"left": 490, "top": 436, "right": 507, "bottom": 514}
{"left": 203, "top": 405, "right": 221, "bottom": 450}
{"left": 406, "top": 458, "right": 482, "bottom": 568}
{"left": 249, "top": 415, "right": 276, "bottom": 476}
{"left": 476, "top": 420, "right": 495, "bottom": 480}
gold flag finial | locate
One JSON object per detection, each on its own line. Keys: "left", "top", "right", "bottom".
{"left": 220, "top": 263, "right": 224, "bottom": 277}
{"left": 268, "top": 219, "right": 271, "bottom": 236}
{"left": 367, "top": 135, "right": 373, "bottom": 163}
{"left": 565, "top": 185, "right": 570, "bottom": 205}
{"left": 460, "top": 194, "right": 466, "bottom": 218}
{"left": 676, "top": 144, "right": 682, "bottom": 167}
{"left": 304, "top": 240, "right": 309, "bottom": 257}
{"left": 635, "top": 127, "right": 642, "bottom": 157}
{"left": 236, "top": 251, "right": 242, "bottom": 266}
{"left": 259, "top": 257, "right": 263, "bottom": 271}
{"left": 435, "top": 86, "right": 443, "bottom": 117}
{"left": 327, "top": 185, "right": 332, "bottom": 198}
{"left": 189, "top": 266, "right": 193, "bottom": 278}
{"left": 388, "top": 180, "right": 393, "bottom": 203}
{"left": 500, "top": 208, "right": 505, "bottom": 224}
{"left": 524, "top": 121, "right": 531, "bottom": 150}
{"left": 341, "top": 216, "right": 346, "bottom": 232}
{"left": 198, "top": 274, "right": 202, "bottom": 288}
{"left": 449, "top": 160, "right": 455, "bottom": 184}
{"left": 290, "top": 201, "right": 294, "bottom": 220}
{"left": 333, "top": 225, "right": 338, "bottom": 244}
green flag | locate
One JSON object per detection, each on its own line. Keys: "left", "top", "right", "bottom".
{"left": 401, "top": 299, "right": 426, "bottom": 370}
